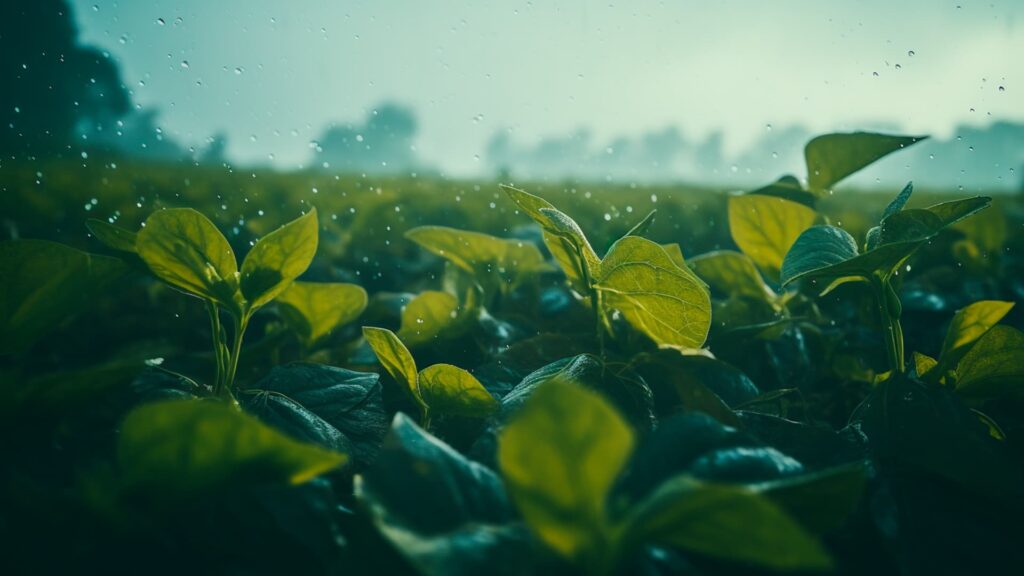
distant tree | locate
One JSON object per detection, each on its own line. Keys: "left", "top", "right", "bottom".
{"left": 0, "top": 0, "right": 130, "bottom": 157}
{"left": 315, "top": 103, "right": 418, "bottom": 173}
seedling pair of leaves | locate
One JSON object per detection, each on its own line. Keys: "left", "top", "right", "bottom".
{"left": 913, "top": 300, "right": 1023, "bottom": 402}
{"left": 88, "top": 208, "right": 362, "bottom": 397}
{"left": 363, "top": 326, "right": 497, "bottom": 429}
{"left": 501, "top": 185, "right": 712, "bottom": 351}
{"left": 720, "top": 133, "right": 928, "bottom": 336}
{"left": 498, "top": 378, "right": 851, "bottom": 574}
{"left": 780, "top": 183, "right": 991, "bottom": 373}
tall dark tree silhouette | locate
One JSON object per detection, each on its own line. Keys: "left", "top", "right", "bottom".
{"left": 0, "top": 0, "right": 130, "bottom": 157}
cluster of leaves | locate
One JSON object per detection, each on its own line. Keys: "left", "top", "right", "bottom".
{"left": 2, "top": 131, "right": 1024, "bottom": 575}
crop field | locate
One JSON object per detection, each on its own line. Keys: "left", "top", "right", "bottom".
{"left": 3, "top": 133, "right": 1024, "bottom": 576}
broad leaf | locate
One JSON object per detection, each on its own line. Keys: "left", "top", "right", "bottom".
{"left": 0, "top": 240, "right": 127, "bottom": 355}
{"left": 689, "top": 249, "right": 776, "bottom": 302}
{"left": 955, "top": 325, "right": 1024, "bottom": 399}
{"left": 595, "top": 236, "right": 711, "bottom": 348}
{"left": 276, "top": 281, "right": 367, "bottom": 346}
{"left": 137, "top": 208, "right": 239, "bottom": 306}
{"left": 363, "top": 326, "right": 423, "bottom": 408}
{"left": 805, "top": 132, "right": 926, "bottom": 192}
{"left": 623, "top": 209, "right": 657, "bottom": 238}
{"left": 397, "top": 290, "right": 463, "bottom": 347}
{"left": 405, "top": 226, "right": 547, "bottom": 291}
{"left": 754, "top": 463, "right": 867, "bottom": 533}
{"left": 240, "top": 208, "right": 318, "bottom": 310}
{"left": 728, "top": 193, "right": 817, "bottom": 281}
{"left": 418, "top": 364, "right": 498, "bottom": 417}
{"left": 940, "top": 300, "right": 1014, "bottom": 367}
{"left": 498, "top": 379, "right": 634, "bottom": 564}
{"left": 86, "top": 219, "right": 138, "bottom": 253}
{"left": 118, "top": 399, "right": 346, "bottom": 495}
{"left": 627, "top": 477, "right": 833, "bottom": 571}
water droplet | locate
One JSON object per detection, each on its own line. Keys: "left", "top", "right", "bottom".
{"left": 872, "top": 71, "right": 879, "bottom": 77}
{"left": 156, "top": 17, "right": 165, "bottom": 25}
{"left": 180, "top": 60, "right": 189, "bottom": 69}
{"left": 998, "top": 85, "right": 1005, "bottom": 92}
{"left": 234, "top": 67, "right": 244, "bottom": 75}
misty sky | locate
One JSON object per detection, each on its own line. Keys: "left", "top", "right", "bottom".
{"left": 73, "top": 0, "right": 1022, "bottom": 176}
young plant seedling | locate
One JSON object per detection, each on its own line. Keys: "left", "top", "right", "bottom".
{"left": 362, "top": 326, "right": 497, "bottom": 429}
{"left": 781, "top": 184, "right": 991, "bottom": 375}
{"left": 501, "top": 185, "right": 711, "bottom": 353}
{"left": 129, "top": 207, "right": 319, "bottom": 400}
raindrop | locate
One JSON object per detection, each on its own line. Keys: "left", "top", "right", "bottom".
{"left": 157, "top": 17, "right": 165, "bottom": 25}
{"left": 180, "top": 60, "right": 189, "bottom": 69}
{"left": 998, "top": 85, "right": 1005, "bottom": 92}
{"left": 234, "top": 67, "right": 244, "bottom": 75}
{"left": 907, "top": 50, "right": 915, "bottom": 57}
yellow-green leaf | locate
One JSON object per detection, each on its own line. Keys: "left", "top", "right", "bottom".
{"left": 628, "top": 477, "right": 832, "bottom": 571}
{"left": 498, "top": 379, "right": 634, "bottom": 563}
{"left": 363, "top": 326, "right": 422, "bottom": 407}
{"left": 396, "top": 290, "right": 462, "bottom": 347}
{"left": 0, "top": 240, "right": 128, "bottom": 355}
{"left": 595, "top": 236, "right": 711, "bottom": 349}
{"left": 417, "top": 363, "right": 497, "bottom": 417}
{"left": 805, "top": 132, "right": 926, "bottom": 193}
{"left": 690, "top": 250, "right": 776, "bottom": 302}
{"left": 118, "top": 399, "right": 346, "bottom": 496}
{"left": 913, "top": 352, "right": 939, "bottom": 378}
{"left": 728, "top": 194, "right": 817, "bottom": 281}
{"left": 240, "top": 208, "right": 319, "bottom": 311}
{"left": 137, "top": 208, "right": 239, "bottom": 306}
{"left": 405, "top": 225, "right": 547, "bottom": 291}
{"left": 940, "top": 300, "right": 1014, "bottom": 365}
{"left": 276, "top": 281, "right": 367, "bottom": 345}
{"left": 86, "top": 219, "right": 138, "bottom": 253}
{"left": 955, "top": 325, "right": 1024, "bottom": 399}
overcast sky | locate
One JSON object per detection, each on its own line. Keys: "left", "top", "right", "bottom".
{"left": 73, "top": 0, "right": 1022, "bottom": 175}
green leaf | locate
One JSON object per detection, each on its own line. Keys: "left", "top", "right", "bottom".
{"left": 276, "top": 281, "right": 367, "bottom": 345}
{"left": 363, "top": 326, "right": 423, "bottom": 408}
{"left": 405, "top": 225, "right": 547, "bottom": 291}
{"left": 86, "top": 219, "right": 138, "bottom": 253}
{"left": 747, "top": 175, "right": 818, "bottom": 207}
{"left": 927, "top": 196, "right": 993, "bottom": 227}
{"left": 595, "top": 236, "right": 711, "bottom": 348}
{"left": 940, "top": 300, "right": 1014, "bottom": 366}
{"left": 397, "top": 290, "right": 463, "bottom": 347}
{"left": 781, "top": 225, "right": 907, "bottom": 286}
{"left": 498, "top": 379, "right": 634, "bottom": 564}
{"left": 955, "top": 325, "right": 1024, "bottom": 399}
{"left": 0, "top": 240, "right": 128, "bottom": 355}
{"left": 882, "top": 181, "right": 915, "bottom": 220}
{"left": 805, "top": 132, "right": 926, "bottom": 192}
{"left": 502, "top": 185, "right": 601, "bottom": 290}
{"left": 728, "top": 193, "right": 818, "bottom": 281}
{"left": 689, "top": 250, "right": 776, "bottom": 302}
{"left": 136, "top": 208, "right": 239, "bottom": 306}
{"left": 418, "top": 364, "right": 497, "bottom": 417}
{"left": 913, "top": 352, "right": 939, "bottom": 378}
{"left": 240, "top": 208, "right": 319, "bottom": 311}
{"left": 118, "top": 399, "right": 346, "bottom": 496}
{"left": 627, "top": 477, "right": 833, "bottom": 571}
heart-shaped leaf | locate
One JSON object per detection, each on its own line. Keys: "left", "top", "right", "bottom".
{"left": 137, "top": 208, "right": 239, "bottom": 307}
{"left": 240, "top": 208, "right": 318, "bottom": 311}
{"left": 728, "top": 193, "right": 818, "bottom": 281}
{"left": 596, "top": 236, "right": 711, "bottom": 348}
{"left": 689, "top": 249, "right": 776, "bottom": 302}
{"left": 276, "top": 281, "right": 367, "bottom": 346}
{"left": 418, "top": 363, "right": 498, "bottom": 418}
{"left": 363, "top": 326, "right": 423, "bottom": 410}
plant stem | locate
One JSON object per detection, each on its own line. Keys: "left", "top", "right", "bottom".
{"left": 206, "top": 301, "right": 225, "bottom": 395}
{"left": 223, "top": 312, "right": 250, "bottom": 398}
{"left": 871, "top": 276, "right": 904, "bottom": 375}
{"left": 576, "top": 243, "right": 606, "bottom": 357}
